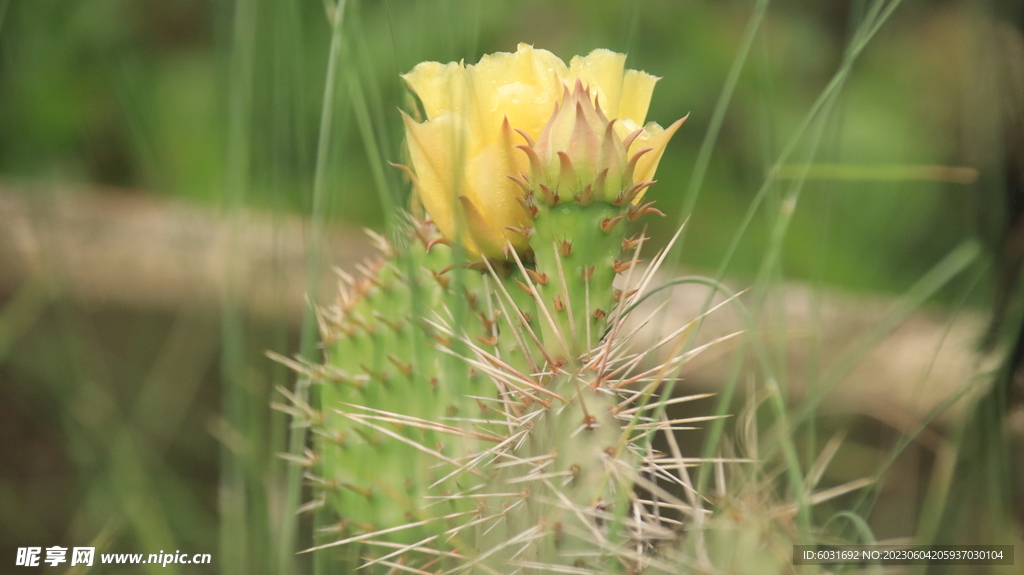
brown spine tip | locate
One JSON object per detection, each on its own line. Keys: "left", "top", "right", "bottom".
{"left": 559, "top": 239, "right": 573, "bottom": 257}
{"left": 504, "top": 225, "right": 534, "bottom": 238}
{"left": 465, "top": 260, "right": 491, "bottom": 273}
{"left": 612, "top": 259, "right": 642, "bottom": 274}
{"left": 599, "top": 215, "right": 625, "bottom": 233}
{"left": 553, "top": 294, "right": 564, "bottom": 311}
{"left": 432, "top": 270, "right": 451, "bottom": 289}
{"left": 424, "top": 237, "right": 450, "bottom": 252}
{"left": 507, "top": 174, "right": 533, "bottom": 195}
{"left": 477, "top": 311, "right": 493, "bottom": 331}
{"left": 614, "top": 180, "right": 655, "bottom": 206}
{"left": 387, "top": 354, "right": 413, "bottom": 376}
{"left": 525, "top": 269, "right": 549, "bottom": 285}
{"left": 628, "top": 200, "right": 664, "bottom": 222}
{"left": 515, "top": 280, "right": 533, "bottom": 295}
{"left": 593, "top": 308, "right": 606, "bottom": 320}
{"left": 621, "top": 233, "right": 649, "bottom": 253}
{"left": 475, "top": 335, "right": 498, "bottom": 347}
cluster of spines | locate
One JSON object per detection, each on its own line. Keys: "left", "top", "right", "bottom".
{"left": 278, "top": 208, "right": 758, "bottom": 573}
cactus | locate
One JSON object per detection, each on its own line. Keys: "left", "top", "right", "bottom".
{"left": 276, "top": 45, "right": 856, "bottom": 574}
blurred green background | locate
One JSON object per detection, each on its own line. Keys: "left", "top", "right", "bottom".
{"left": 1, "top": 0, "right": 1020, "bottom": 573}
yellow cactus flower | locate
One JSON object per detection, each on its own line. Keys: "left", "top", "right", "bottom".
{"left": 399, "top": 43, "right": 684, "bottom": 258}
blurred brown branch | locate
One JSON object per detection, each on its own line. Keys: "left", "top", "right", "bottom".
{"left": 0, "top": 182, "right": 374, "bottom": 321}
{"left": 0, "top": 183, "right": 997, "bottom": 437}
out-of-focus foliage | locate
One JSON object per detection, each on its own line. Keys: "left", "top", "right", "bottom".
{"left": 0, "top": 0, "right": 995, "bottom": 295}
{"left": 1, "top": 1, "right": 1018, "bottom": 574}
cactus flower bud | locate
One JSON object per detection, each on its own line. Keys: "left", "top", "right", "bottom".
{"left": 400, "top": 43, "right": 684, "bottom": 259}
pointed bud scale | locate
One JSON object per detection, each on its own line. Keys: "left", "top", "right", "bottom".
{"left": 592, "top": 168, "right": 609, "bottom": 201}
{"left": 554, "top": 294, "right": 564, "bottom": 311}
{"left": 622, "top": 128, "right": 644, "bottom": 153}
{"left": 625, "top": 147, "right": 653, "bottom": 183}
{"left": 576, "top": 183, "right": 593, "bottom": 206}
{"left": 538, "top": 184, "right": 559, "bottom": 206}
{"left": 559, "top": 240, "right": 573, "bottom": 257}
{"left": 512, "top": 127, "right": 535, "bottom": 148}
{"left": 515, "top": 280, "right": 533, "bottom": 295}
{"left": 593, "top": 308, "right": 606, "bottom": 320}
{"left": 557, "top": 151, "right": 577, "bottom": 194}
{"left": 516, "top": 144, "right": 545, "bottom": 175}
{"left": 581, "top": 266, "right": 595, "bottom": 281}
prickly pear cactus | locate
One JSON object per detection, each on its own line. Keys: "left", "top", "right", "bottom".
{"left": 279, "top": 44, "right": 768, "bottom": 573}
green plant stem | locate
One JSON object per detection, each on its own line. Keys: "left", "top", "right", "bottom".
{"left": 279, "top": 1, "right": 348, "bottom": 573}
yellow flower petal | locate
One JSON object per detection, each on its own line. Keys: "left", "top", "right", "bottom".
{"left": 568, "top": 49, "right": 626, "bottom": 119}
{"left": 402, "top": 61, "right": 468, "bottom": 120}
{"left": 619, "top": 70, "right": 659, "bottom": 125}
{"left": 401, "top": 110, "right": 463, "bottom": 242}
{"left": 464, "top": 119, "right": 531, "bottom": 250}
{"left": 473, "top": 44, "right": 568, "bottom": 141}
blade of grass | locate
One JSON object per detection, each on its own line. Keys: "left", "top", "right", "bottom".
{"left": 220, "top": 0, "right": 258, "bottom": 572}
{"left": 793, "top": 239, "right": 981, "bottom": 428}
{"left": 665, "top": 0, "right": 770, "bottom": 270}
{"left": 279, "top": 2, "right": 349, "bottom": 573}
